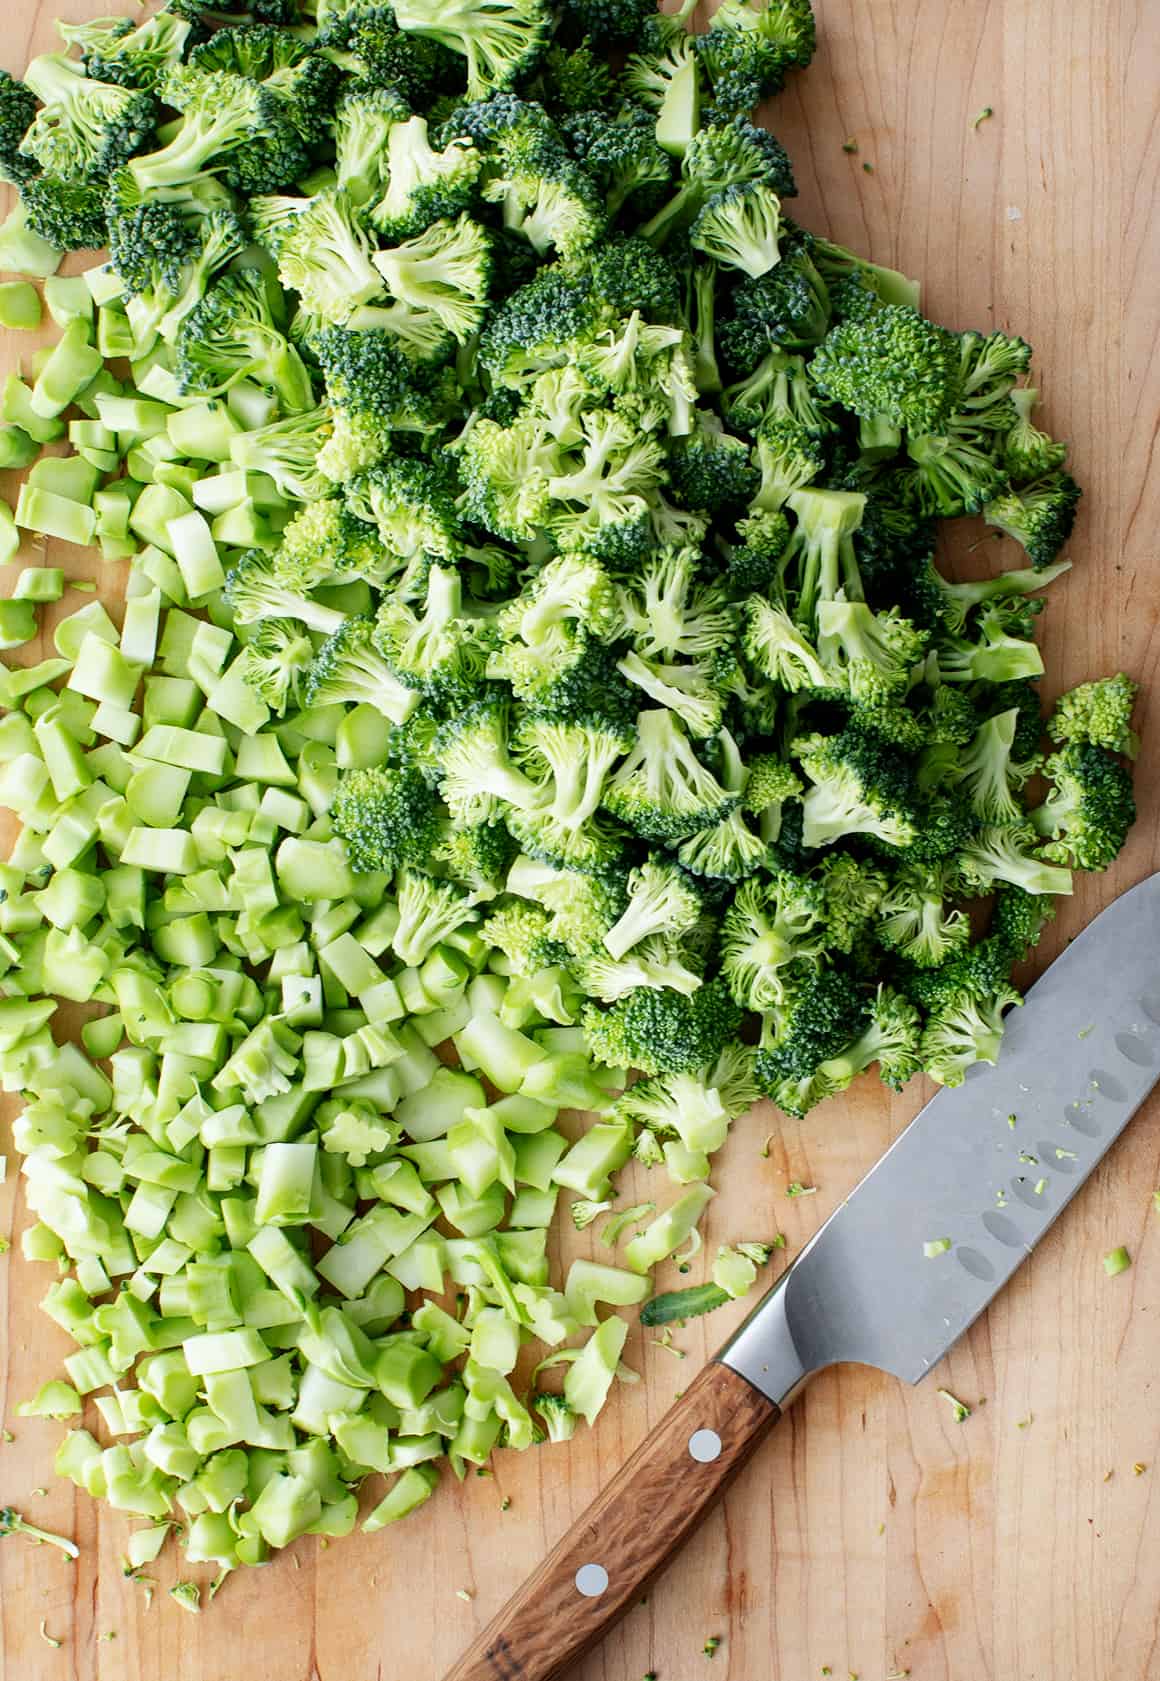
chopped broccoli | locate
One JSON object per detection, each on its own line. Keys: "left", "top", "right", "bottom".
{"left": 1048, "top": 672, "right": 1139, "bottom": 757}
{"left": 330, "top": 765, "right": 441, "bottom": 874}
{"left": 1029, "top": 744, "right": 1135, "bottom": 872}
{"left": 583, "top": 977, "right": 742, "bottom": 1076}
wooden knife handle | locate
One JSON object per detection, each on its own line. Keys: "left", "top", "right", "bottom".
{"left": 443, "top": 1361, "right": 778, "bottom": 1681}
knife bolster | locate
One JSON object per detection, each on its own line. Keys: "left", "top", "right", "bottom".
{"left": 717, "top": 1264, "right": 814, "bottom": 1407}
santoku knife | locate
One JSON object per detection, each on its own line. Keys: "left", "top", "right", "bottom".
{"left": 445, "top": 872, "right": 1160, "bottom": 1681}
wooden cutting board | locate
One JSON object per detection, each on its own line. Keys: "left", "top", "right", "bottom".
{"left": 1, "top": 1, "right": 1157, "bottom": 1677}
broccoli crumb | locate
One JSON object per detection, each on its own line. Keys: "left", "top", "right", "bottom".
{"left": 1134, "top": 1462, "right": 1147, "bottom": 1476}
{"left": 500, "top": 1496, "right": 512, "bottom": 1512}
{"left": 861, "top": 161, "right": 874, "bottom": 173}
{"left": 703, "top": 1636, "right": 722, "bottom": 1658}
{"left": 1007, "top": 1114, "right": 1018, "bottom": 1129}
{"left": 938, "top": 1387, "right": 972, "bottom": 1423}
{"left": 786, "top": 1181, "right": 817, "bottom": 1198}
{"left": 38, "top": 1620, "right": 61, "bottom": 1648}
{"left": 457, "top": 1588, "right": 474, "bottom": 1603}
{"left": 924, "top": 1237, "right": 952, "bottom": 1258}
{"left": 1016, "top": 1414, "right": 1033, "bottom": 1429}
{"left": 971, "top": 107, "right": 994, "bottom": 129}
{"left": 1103, "top": 1246, "right": 1131, "bottom": 1276}
{"left": 842, "top": 139, "right": 858, "bottom": 154}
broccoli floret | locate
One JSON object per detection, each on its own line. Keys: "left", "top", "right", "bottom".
{"left": 617, "top": 649, "right": 733, "bottom": 739}
{"left": 919, "top": 985, "right": 1022, "bottom": 1087}
{"left": 902, "top": 422, "right": 1009, "bottom": 519}
{"left": 58, "top": 11, "right": 193, "bottom": 94}
{"left": 723, "top": 347, "right": 833, "bottom": 434}
{"left": 114, "top": 197, "right": 246, "bottom": 346}
{"left": 810, "top": 305, "right": 960, "bottom": 435}
{"left": 506, "top": 853, "right": 625, "bottom": 953}
{"left": 753, "top": 963, "right": 867, "bottom": 1116}
{"left": 1029, "top": 744, "right": 1135, "bottom": 872}
{"left": 20, "top": 52, "right": 158, "bottom": 182}
{"left": 374, "top": 565, "right": 487, "bottom": 710}
{"left": 561, "top": 104, "right": 672, "bottom": 219}
{"left": 520, "top": 39, "right": 613, "bottom": 113}
{"left": 617, "top": 547, "right": 737, "bottom": 662}
{"left": 175, "top": 268, "right": 315, "bottom": 412}
{"left": 920, "top": 556, "right": 1071, "bottom": 635}
{"left": 431, "top": 699, "right": 547, "bottom": 823}
{"left": 1048, "top": 672, "right": 1139, "bottom": 758}
{"left": 533, "top": 1391, "right": 577, "bottom": 1442}
{"left": 694, "top": 0, "right": 815, "bottom": 119}
{"left": 810, "top": 852, "right": 886, "bottom": 953}
{"left": 479, "top": 115, "right": 606, "bottom": 260}
{"left": 482, "top": 899, "right": 567, "bottom": 972}
{"left": 612, "top": 1069, "right": 731, "bottom": 1153}
{"left": 458, "top": 414, "right": 554, "bottom": 538}
{"left": 191, "top": 24, "right": 338, "bottom": 141}
{"left": 391, "top": 0, "right": 549, "bottom": 98}
{"left": 393, "top": 867, "right": 482, "bottom": 965}
{"left": 603, "top": 708, "right": 738, "bottom": 843}
{"left": 331, "top": 81, "right": 409, "bottom": 207}
{"left": 1002, "top": 386, "right": 1068, "bottom": 482}
{"left": 330, "top": 765, "right": 441, "bottom": 874}
{"left": 223, "top": 547, "right": 348, "bottom": 635}
{"left": 945, "top": 707, "right": 1033, "bottom": 825}
{"left": 689, "top": 181, "right": 782, "bottom": 279}
{"left": 720, "top": 871, "right": 825, "bottom": 1009}
{"left": 225, "top": 405, "right": 334, "bottom": 503}
{"left": 0, "top": 70, "right": 40, "bottom": 188}
{"left": 250, "top": 189, "right": 386, "bottom": 326}
{"left": 983, "top": 470, "right": 1081, "bottom": 569}
{"left": 877, "top": 861, "right": 970, "bottom": 969}
{"left": 719, "top": 253, "right": 831, "bottom": 375}
{"left": 313, "top": 325, "right": 445, "bottom": 479}
{"left": 278, "top": 496, "right": 386, "bottom": 585}
{"left": 667, "top": 410, "right": 759, "bottom": 514}
{"left": 990, "top": 881, "right": 1055, "bottom": 960}
{"left": 129, "top": 64, "right": 306, "bottom": 193}
{"left": 582, "top": 976, "right": 742, "bottom": 1076}
{"left": 750, "top": 417, "right": 825, "bottom": 510}
{"left": 318, "top": 4, "right": 460, "bottom": 101}
{"left": 793, "top": 724, "right": 918, "bottom": 851}
{"left": 502, "top": 552, "right": 618, "bottom": 647}
{"left": 514, "top": 715, "right": 633, "bottom": 831}
{"left": 591, "top": 235, "right": 683, "bottom": 321}
{"left": 371, "top": 212, "right": 491, "bottom": 342}
{"left": 621, "top": 24, "right": 702, "bottom": 158}
{"left": 239, "top": 618, "right": 316, "bottom": 713}
{"left": 545, "top": 412, "right": 666, "bottom": 554}
{"left": 814, "top": 597, "right": 928, "bottom": 706}
{"left": 772, "top": 486, "right": 866, "bottom": 630}
{"left": 305, "top": 617, "right": 422, "bottom": 724}
{"left": 573, "top": 937, "right": 704, "bottom": 1002}
{"left": 934, "top": 602, "right": 1046, "bottom": 686}
{"left": 599, "top": 858, "right": 703, "bottom": 961}
{"left": 957, "top": 822, "right": 1073, "bottom": 897}
{"left": 433, "top": 821, "right": 516, "bottom": 895}
{"left": 344, "top": 457, "right": 461, "bottom": 571}
{"left": 640, "top": 115, "right": 795, "bottom": 246}
{"left": 19, "top": 174, "right": 106, "bottom": 250}
{"left": 369, "top": 115, "right": 483, "bottom": 240}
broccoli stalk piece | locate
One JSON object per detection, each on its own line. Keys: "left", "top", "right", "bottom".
{"left": 1029, "top": 745, "right": 1136, "bottom": 872}
{"left": 0, "top": 1506, "right": 80, "bottom": 1558}
{"left": 305, "top": 618, "right": 422, "bottom": 725}
{"left": 720, "top": 871, "right": 825, "bottom": 1009}
{"left": 603, "top": 708, "right": 738, "bottom": 843}
{"left": 330, "top": 766, "right": 441, "bottom": 875}
{"left": 393, "top": 868, "right": 482, "bottom": 965}
{"left": 391, "top": 0, "right": 550, "bottom": 97}
{"left": 1048, "top": 672, "right": 1139, "bottom": 757}
{"left": 621, "top": 24, "right": 702, "bottom": 158}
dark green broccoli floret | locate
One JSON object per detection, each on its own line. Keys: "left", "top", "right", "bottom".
{"left": 331, "top": 81, "right": 410, "bottom": 208}
{"left": 433, "top": 821, "right": 516, "bottom": 895}
{"left": 694, "top": 0, "right": 815, "bottom": 119}
{"left": 330, "top": 765, "right": 441, "bottom": 875}
{"left": 810, "top": 305, "right": 961, "bottom": 434}
{"left": 1029, "top": 744, "right": 1135, "bottom": 872}
{"left": 640, "top": 115, "right": 796, "bottom": 246}
{"left": 313, "top": 324, "right": 445, "bottom": 480}
{"left": 668, "top": 411, "right": 759, "bottom": 514}
{"left": 582, "top": 976, "right": 742, "bottom": 1076}
{"left": 0, "top": 70, "right": 41, "bottom": 188}
{"left": 719, "top": 246, "right": 831, "bottom": 372}
{"left": 318, "top": 4, "right": 462, "bottom": 101}
{"left": 431, "top": 698, "right": 546, "bottom": 824}
{"left": 521, "top": 41, "right": 614, "bottom": 114}
{"left": 1048, "top": 672, "right": 1139, "bottom": 757}
{"left": 793, "top": 723, "right": 919, "bottom": 851}
{"left": 918, "top": 985, "right": 1021, "bottom": 1087}
{"left": 561, "top": 105, "right": 672, "bottom": 218}
{"left": 369, "top": 115, "right": 483, "bottom": 239}
{"left": 983, "top": 470, "right": 1081, "bottom": 570}
{"left": 557, "top": 0, "right": 655, "bottom": 44}
{"left": 175, "top": 269, "right": 315, "bottom": 412}
{"left": 19, "top": 174, "right": 106, "bottom": 249}
{"left": 722, "top": 347, "right": 834, "bottom": 434}
{"left": 477, "top": 263, "right": 595, "bottom": 386}
{"left": 809, "top": 234, "right": 920, "bottom": 310}
{"left": 990, "top": 882, "right": 1055, "bottom": 961}
{"left": 751, "top": 416, "right": 825, "bottom": 509}
{"left": 344, "top": 457, "right": 462, "bottom": 569}
{"left": 690, "top": 180, "right": 783, "bottom": 279}
{"left": 753, "top": 963, "right": 867, "bottom": 1116}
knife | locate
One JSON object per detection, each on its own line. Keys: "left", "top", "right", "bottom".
{"left": 444, "top": 872, "right": 1160, "bottom": 1681}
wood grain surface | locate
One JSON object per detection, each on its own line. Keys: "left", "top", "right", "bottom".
{"left": 1, "top": 2, "right": 1159, "bottom": 1679}
{"left": 445, "top": 1363, "right": 779, "bottom": 1681}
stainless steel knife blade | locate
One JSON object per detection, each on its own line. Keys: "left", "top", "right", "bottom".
{"left": 721, "top": 871, "right": 1160, "bottom": 1406}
